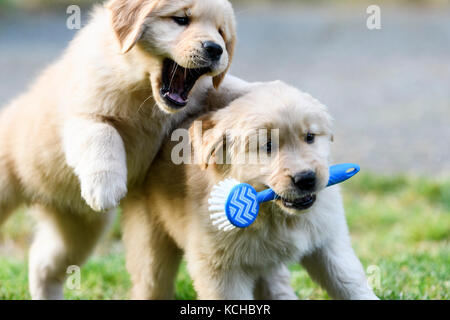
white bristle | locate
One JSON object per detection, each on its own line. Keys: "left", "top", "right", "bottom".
{"left": 210, "top": 212, "right": 226, "bottom": 219}
{"left": 208, "top": 198, "right": 226, "bottom": 205}
{"left": 218, "top": 221, "right": 232, "bottom": 230}
{"left": 209, "top": 192, "right": 226, "bottom": 200}
{"left": 212, "top": 216, "right": 228, "bottom": 225}
{"left": 208, "top": 178, "right": 240, "bottom": 232}
{"left": 209, "top": 205, "right": 225, "bottom": 212}
{"left": 224, "top": 225, "right": 236, "bottom": 232}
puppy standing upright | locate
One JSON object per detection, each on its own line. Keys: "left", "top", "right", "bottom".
{"left": 0, "top": 0, "right": 246, "bottom": 299}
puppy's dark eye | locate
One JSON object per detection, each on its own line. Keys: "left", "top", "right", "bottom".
{"left": 172, "top": 16, "right": 190, "bottom": 26}
{"left": 305, "top": 133, "right": 315, "bottom": 144}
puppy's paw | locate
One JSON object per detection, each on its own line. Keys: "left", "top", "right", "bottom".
{"left": 80, "top": 171, "right": 128, "bottom": 212}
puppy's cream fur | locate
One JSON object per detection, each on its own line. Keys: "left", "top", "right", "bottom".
{"left": 123, "top": 82, "right": 379, "bottom": 300}
{"left": 0, "top": 0, "right": 250, "bottom": 299}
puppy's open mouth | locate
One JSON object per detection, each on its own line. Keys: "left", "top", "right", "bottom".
{"left": 160, "top": 59, "right": 211, "bottom": 109}
{"left": 279, "top": 194, "right": 317, "bottom": 211}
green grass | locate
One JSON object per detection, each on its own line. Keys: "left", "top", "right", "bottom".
{"left": 0, "top": 173, "right": 449, "bottom": 300}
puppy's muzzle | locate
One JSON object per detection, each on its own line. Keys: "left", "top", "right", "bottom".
{"left": 278, "top": 170, "right": 318, "bottom": 212}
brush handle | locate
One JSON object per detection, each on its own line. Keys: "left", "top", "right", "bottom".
{"left": 256, "top": 163, "right": 360, "bottom": 204}
{"left": 327, "top": 163, "right": 360, "bottom": 187}
{"left": 257, "top": 189, "right": 278, "bottom": 203}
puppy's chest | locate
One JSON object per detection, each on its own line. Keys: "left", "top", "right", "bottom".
{"left": 112, "top": 93, "right": 203, "bottom": 187}
{"left": 222, "top": 222, "right": 315, "bottom": 268}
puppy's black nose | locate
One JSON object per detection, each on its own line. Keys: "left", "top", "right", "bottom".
{"left": 203, "top": 41, "right": 223, "bottom": 61}
{"left": 293, "top": 171, "right": 316, "bottom": 191}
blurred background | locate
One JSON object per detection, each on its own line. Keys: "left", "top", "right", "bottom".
{"left": 0, "top": 0, "right": 448, "bottom": 300}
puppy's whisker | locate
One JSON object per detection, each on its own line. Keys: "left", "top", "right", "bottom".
{"left": 196, "top": 56, "right": 210, "bottom": 66}
{"left": 151, "top": 102, "right": 160, "bottom": 117}
{"left": 168, "top": 64, "right": 179, "bottom": 91}
{"left": 137, "top": 94, "right": 154, "bottom": 114}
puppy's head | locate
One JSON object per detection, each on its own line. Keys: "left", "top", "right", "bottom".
{"left": 107, "top": 0, "right": 236, "bottom": 113}
{"left": 190, "top": 81, "right": 334, "bottom": 215}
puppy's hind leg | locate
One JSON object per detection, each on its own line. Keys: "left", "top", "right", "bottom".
{"left": 122, "top": 196, "right": 182, "bottom": 300}
{"left": 0, "top": 187, "right": 19, "bottom": 227}
{"left": 0, "top": 163, "right": 22, "bottom": 227}
{"left": 28, "top": 205, "right": 114, "bottom": 300}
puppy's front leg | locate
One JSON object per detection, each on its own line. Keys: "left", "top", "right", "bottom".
{"left": 300, "top": 236, "right": 379, "bottom": 300}
{"left": 255, "top": 264, "right": 298, "bottom": 300}
{"left": 63, "top": 117, "right": 127, "bottom": 212}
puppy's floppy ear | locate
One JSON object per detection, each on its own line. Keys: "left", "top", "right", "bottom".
{"left": 213, "top": 20, "right": 237, "bottom": 89}
{"left": 106, "top": 0, "right": 158, "bottom": 54}
{"left": 189, "top": 114, "right": 226, "bottom": 170}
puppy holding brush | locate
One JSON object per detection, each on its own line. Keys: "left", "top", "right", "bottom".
{"left": 123, "top": 81, "right": 379, "bottom": 300}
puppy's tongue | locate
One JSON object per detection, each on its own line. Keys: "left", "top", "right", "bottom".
{"left": 166, "top": 92, "right": 185, "bottom": 104}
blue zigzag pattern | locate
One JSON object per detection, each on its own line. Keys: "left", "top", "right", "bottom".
{"left": 228, "top": 186, "right": 259, "bottom": 227}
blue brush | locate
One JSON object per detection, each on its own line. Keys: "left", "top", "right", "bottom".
{"left": 208, "top": 163, "right": 360, "bottom": 231}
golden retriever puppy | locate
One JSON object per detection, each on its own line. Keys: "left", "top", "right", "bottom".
{"left": 0, "top": 0, "right": 249, "bottom": 299}
{"left": 123, "top": 81, "right": 378, "bottom": 300}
